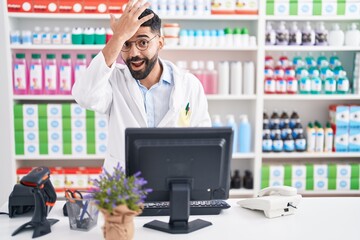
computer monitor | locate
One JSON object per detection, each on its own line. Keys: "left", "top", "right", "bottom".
{"left": 125, "top": 127, "right": 233, "bottom": 234}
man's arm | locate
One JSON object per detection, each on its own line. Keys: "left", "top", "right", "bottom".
{"left": 102, "top": 0, "right": 154, "bottom": 67}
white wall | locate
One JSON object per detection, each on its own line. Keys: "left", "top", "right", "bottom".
{"left": 0, "top": 1, "right": 16, "bottom": 206}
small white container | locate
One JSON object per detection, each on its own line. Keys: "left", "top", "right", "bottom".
{"left": 164, "top": 36, "right": 179, "bottom": 46}
{"left": 163, "top": 23, "right": 180, "bottom": 37}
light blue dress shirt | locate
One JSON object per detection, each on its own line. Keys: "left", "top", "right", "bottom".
{"left": 136, "top": 61, "right": 174, "bottom": 127}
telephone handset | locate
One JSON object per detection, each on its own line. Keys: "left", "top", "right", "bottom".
{"left": 258, "top": 186, "right": 297, "bottom": 197}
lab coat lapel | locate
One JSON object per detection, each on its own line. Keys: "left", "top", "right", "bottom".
{"left": 123, "top": 68, "right": 147, "bottom": 127}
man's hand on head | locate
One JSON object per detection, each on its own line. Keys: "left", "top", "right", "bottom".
{"left": 110, "top": 0, "right": 154, "bottom": 42}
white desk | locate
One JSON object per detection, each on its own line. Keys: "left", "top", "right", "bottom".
{"left": 1, "top": 198, "right": 359, "bottom": 240}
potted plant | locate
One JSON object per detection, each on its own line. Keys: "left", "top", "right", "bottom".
{"left": 87, "top": 163, "right": 152, "bottom": 240}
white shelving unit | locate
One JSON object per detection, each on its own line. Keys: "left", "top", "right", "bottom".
{"left": 1, "top": 2, "right": 360, "bottom": 204}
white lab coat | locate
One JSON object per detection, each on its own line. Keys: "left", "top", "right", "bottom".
{"left": 72, "top": 52, "right": 211, "bottom": 171}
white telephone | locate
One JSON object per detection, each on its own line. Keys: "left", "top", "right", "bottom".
{"left": 237, "top": 186, "right": 302, "bottom": 218}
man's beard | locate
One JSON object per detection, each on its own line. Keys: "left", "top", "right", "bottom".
{"left": 126, "top": 53, "right": 158, "bottom": 80}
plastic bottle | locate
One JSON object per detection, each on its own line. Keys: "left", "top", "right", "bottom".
{"left": 231, "top": 170, "right": 241, "bottom": 189}
{"left": 289, "top": 111, "right": 299, "bottom": 129}
{"left": 265, "top": 22, "right": 276, "bottom": 45}
{"left": 263, "top": 122, "right": 271, "bottom": 137}
{"left": 315, "top": 22, "right": 328, "bottom": 46}
{"left": 265, "top": 55, "right": 274, "bottom": 68}
{"left": 264, "top": 77, "right": 276, "bottom": 94}
{"left": 262, "top": 133, "right": 273, "bottom": 152}
{"left": 238, "top": 115, "right": 251, "bottom": 153}
{"left": 83, "top": 27, "right": 95, "bottom": 45}
{"left": 263, "top": 111, "right": 270, "bottom": 125}
{"left": 176, "top": 0, "right": 185, "bottom": 15}
{"left": 243, "top": 61, "right": 255, "bottom": 95}
{"left": 315, "top": 123, "right": 324, "bottom": 152}
{"left": 62, "top": 27, "right": 72, "bottom": 44}
{"left": 276, "top": 21, "right": 289, "bottom": 45}
{"left": 204, "top": 61, "right": 218, "bottom": 94}
{"left": 264, "top": 63, "right": 274, "bottom": 79}
{"left": 224, "top": 27, "right": 233, "bottom": 47}
{"left": 243, "top": 170, "right": 253, "bottom": 189}
{"left": 21, "top": 30, "right": 32, "bottom": 45}
{"left": 32, "top": 26, "right": 42, "bottom": 44}
{"left": 210, "top": 29, "right": 217, "bottom": 47}
{"left": 272, "top": 133, "right": 283, "bottom": 152}
{"left": 280, "top": 111, "right": 289, "bottom": 128}
{"left": 203, "top": 29, "right": 211, "bottom": 47}
{"left": 194, "top": 29, "right": 204, "bottom": 47}
{"left": 212, "top": 114, "right": 222, "bottom": 127}
{"left": 106, "top": 28, "right": 113, "bottom": 43}
{"left": 13, "top": 53, "right": 28, "bottom": 95}
{"left": 306, "top": 122, "right": 316, "bottom": 152}
{"left": 74, "top": 54, "right": 87, "bottom": 84}
{"left": 185, "top": 0, "right": 194, "bottom": 15}
{"left": 281, "top": 123, "right": 291, "bottom": 140}
{"left": 42, "top": 26, "right": 51, "bottom": 44}
{"left": 284, "top": 132, "right": 295, "bottom": 152}
{"left": 95, "top": 27, "right": 106, "bottom": 45}
{"left": 337, "top": 71, "right": 350, "bottom": 94}
{"left": 310, "top": 71, "right": 322, "bottom": 94}
{"left": 44, "top": 54, "right": 57, "bottom": 95}
{"left": 226, "top": 114, "right": 238, "bottom": 153}
{"left": 230, "top": 61, "right": 242, "bottom": 95}
{"left": 329, "top": 55, "right": 340, "bottom": 69}
{"left": 10, "top": 30, "right": 21, "bottom": 45}
{"left": 301, "top": 22, "right": 315, "bottom": 46}
{"left": 275, "top": 76, "right": 286, "bottom": 94}
{"left": 270, "top": 111, "right": 280, "bottom": 128}
{"left": 72, "top": 27, "right": 83, "bottom": 45}
{"left": 240, "top": 27, "right": 249, "bottom": 47}
{"left": 286, "top": 76, "right": 298, "bottom": 94}
{"left": 324, "top": 71, "right": 337, "bottom": 94}
{"left": 59, "top": 54, "right": 72, "bottom": 95}
{"left": 29, "top": 53, "right": 43, "bottom": 95}
{"left": 324, "top": 122, "right": 334, "bottom": 152}
{"left": 233, "top": 27, "right": 241, "bottom": 47}
{"left": 289, "top": 22, "right": 302, "bottom": 45}
{"left": 295, "top": 132, "right": 306, "bottom": 152}
{"left": 328, "top": 23, "right": 344, "bottom": 46}
{"left": 345, "top": 23, "right": 360, "bottom": 46}
{"left": 292, "top": 122, "right": 303, "bottom": 139}
{"left": 217, "top": 29, "right": 225, "bottom": 47}
{"left": 274, "top": 62, "right": 284, "bottom": 79}
{"left": 284, "top": 64, "right": 295, "bottom": 79}
{"left": 190, "top": 61, "right": 202, "bottom": 86}
{"left": 271, "top": 123, "right": 281, "bottom": 140}
{"left": 218, "top": 61, "right": 230, "bottom": 95}
{"left": 51, "top": 27, "right": 62, "bottom": 45}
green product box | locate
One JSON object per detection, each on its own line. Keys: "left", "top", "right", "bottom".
{"left": 14, "top": 118, "right": 24, "bottom": 131}
{"left": 38, "top": 104, "right": 47, "bottom": 118}
{"left": 15, "top": 143, "right": 24, "bottom": 155}
{"left": 62, "top": 118, "right": 72, "bottom": 131}
{"left": 15, "top": 130, "right": 24, "bottom": 143}
{"left": 351, "top": 163, "right": 359, "bottom": 179}
{"left": 62, "top": 103, "right": 71, "bottom": 118}
{"left": 262, "top": 165, "right": 270, "bottom": 182}
{"left": 39, "top": 131, "right": 48, "bottom": 155}
{"left": 350, "top": 178, "right": 359, "bottom": 190}
{"left": 328, "top": 178, "right": 336, "bottom": 190}
{"left": 87, "top": 143, "right": 96, "bottom": 155}
{"left": 306, "top": 178, "right": 314, "bottom": 190}
{"left": 284, "top": 178, "right": 292, "bottom": 186}
{"left": 306, "top": 164, "right": 314, "bottom": 179}
{"left": 86, "top": 131, "right": 96, "bottom": 145}
{"left": 284, "top": 165, "right": 292, "bottom": 179}
{"left": 63, "top": 131, "right": 72, "bottom": 143}
{"left": 13, "top": 104, "right": 23, "bottom": 118}
{"left": 63, "top": 143, "right": 72, "bottom": 155}
{"left": 328, "top": 164, "right": 337, "bottom": 179}
{"left": 261, "top": 180, "right": 270, "bottom": 189}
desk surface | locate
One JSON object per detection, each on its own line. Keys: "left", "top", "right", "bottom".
{"left": 1, "top": 197, "right": 359, "bottom": 240}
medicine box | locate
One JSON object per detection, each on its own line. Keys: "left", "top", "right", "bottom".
{"left": 269, "top": 165, "right": 284, "bottom": 180}
{"left": 346, "top": 0, "right": 360, "bottom": 16}
{"left": 313, "top": 164, "right": 328, "bottom": 178}
{"left": 72, "top": 143, "right": 87, "bottom": 155}
{"left": 71, "top": 118, "right": 86, "bottom": 131}
{"left": 292, "top": 179, "right": 306, "bottom": 191}
{"left": 48, "top": 143, "right": 63, "bottom": 155}
{"left": 334, "top": 129, "right": 349, "bottom": 152}
{"left": 349, "top": 105, "right": 360, "bottom": 131}
{"left": 24, "top": 143, "right": 39, "bottom": 155}
{"left": 314, "top": 178, "right": 328, "bottom": 191}
{"left": 321, "top": 1, "right": 338, "bottom": 16}
{"left": 47, "top": 104, "right": 62, "bottom": 118}
{"left": 96, "top": 142, "right": 107, "bottom": 154}
{"left": 48, "top": 131, "right": 62, "bottom": 143}
{"left": 48, "top": 118, "right": 62, "bottom": 132}
{"left": 349, "top": 129, "right": 360, "bottom": 151}
{"left": 298, "top": 0, "right": 313, "bottom": 16}
{"left": 292, "top": 165, "right": 306, "bottom": 179}
{"left": 22, "top": 118, "right": 38, "bottom": 131}
{"left": 71, "top": 103, "right": 86, "bottom": 118}
{"left": 329, "top": 105, "right": 349, "bottom": 131}
{"left": 72, "top": 131, "right": 86, "bottom": 143}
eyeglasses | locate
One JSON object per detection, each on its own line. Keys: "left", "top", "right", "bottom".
{"left": 121, "top": 35, "right": 159, "bottom": 52}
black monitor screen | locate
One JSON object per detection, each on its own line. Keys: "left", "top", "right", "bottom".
{"left": 125, "top": 127, "right": 233, "bottom": 234}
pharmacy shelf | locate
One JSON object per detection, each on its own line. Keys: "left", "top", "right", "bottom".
{"left": 229, "top": 188, "right": 254, "bottom": 198}
{"left": 299, "top": 190, "right": 360, "bottom": 196}
{"left": 265, "top": 15, "right": 360, "bottom": 21}
{"left": 263, "top": 94, "right": 360, "bottom": 101}
{"left": 13, "top": 95, "right": 75, "bottom": 101}
{"left": 207, "top": 95, "right": 257, "bottom": 100}
{"left": 265, "top": 45, "right": 360, "bottom": 52}
{"left": 15, "top": 155, "right": 105, "bottom": 160}
{"left": 10, "top": 44, "right": 258, "bottom": 51}
{"left": 8, "top": 12, "right": 259, "bottom": 20}
{"left": 232, "top": 153, "right": 256, "bottom": 159}
{"left": 262, "top": 152, "right": 360, "bottom": 159}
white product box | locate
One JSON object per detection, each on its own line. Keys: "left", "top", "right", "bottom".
{"left": 314, "top": 178, "right": 328, "bottom": 191}
{"left": 48, "top": 118, "right": 62, "bottom": 132}
{"left": 24, "top": 130, "right": 39, "bottom": 143}
{"left": 48, "top": 143, "right": 63, "bottom": 155}
{"left": 96, "top": 142, "right": 107, "bottom": 154}
{"left": 330, "top": 105, "right": 350, "bottom": 130}
{"left": 71, "top": 103, "right": 86, "bottom": 118}
{"left": 72, "top": 131, "right": 86, "bottom": 143}
{"left": 337, "top": 164, "right": 351, "bottom": 179}
{"left": 48, "top": 131, "right": 62, "bottom": 143}
{"left": 346, "top": 1, "right": 360, "bottom": 16}
{"left": 349, "top": 105, "right": 360, "bottom": 131}
{"left": 47, "top": 104, "right": 62, "bottom": 118}
{"left": 274, "top": 0, "right": 289, "bottom": 16}
{"left": 23, "top": 118, "right": 38, "bottom": 130}
{"left": 24, "top": 143, "right": 39, "bottom": 155}
{"left": 314, "top": 164, "right": 328, "bottom": 178}
{"left": 269, "top": 165, "right": 284, "bottom": 180}
{"left": 349, "top": 130, "right": 360, "bottom": 152}
{"left": 322, "top": 1, "right": 337, "bottom": 16}
{"left": 334, "top": 131, "right": 349, "bottom": 152}
{"left": 95, "top": 117, "right": 108, "bottom": 131}
{"left": 292, "top": 165, "right": 306, "bottom": 179}
{"left": 96, "top": 131, "right": 108, "bottom": 143}
{"left": 72, "top": 143, "right": 87, "bottom": 155}
{"left": 292, "top": 179, "right": 306, "bottom": 191}
{"left": 337, "top": 178, "right": 350, "bottom": 190}
{"left": 71, "top": 118, "right": 86, "bottom": 131}
{"left": 65, "top": 173, "right": 88, "bottom": 189}
{"left": 23, "top": 104, "right": 38, "bottom": 119}
{"left": 269, "top": 178, "right": 284, "bottom": 187}
{"left": 298, "top": 1, "right": 312, "bottom": 16}
{"left": 50, "top": 172, "right": 65, "bottom": 190}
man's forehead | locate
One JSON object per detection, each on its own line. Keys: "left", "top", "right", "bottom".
{"left": 132, "top": 27, "right": 152, "bottom": 39}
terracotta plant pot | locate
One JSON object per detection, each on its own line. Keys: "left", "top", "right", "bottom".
{"left": 100, "top": 205, "right": 142, "bottom": 240}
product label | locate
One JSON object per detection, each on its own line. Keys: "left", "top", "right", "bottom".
{"left": 74, "top": 65, "right": 87, "bottom": 82}
{"left": 30, "top": 65, "right": 42, "bottom": 90}
{"left": 60, "top": 66, "right": 72, "bottom": 91}
{"left": 311, "top": 78, "right": 322, "bottom": 92}
{"left": 276, "top": 79, "right": 286, "bottom": 93}
{"left": 264, "top": 79, "right": 276, "bottom": 93}
{"left": 271, "top": 129, "right": 281, "bottom": 139}
{"left": 52, "top": 33, "right": 62, "bottom": 44}
{"left": 284, "top": 139, "right": 295, "bottom": 151}
{"left": 62, "top": 33, "right": 72, "bottom": 44}
{"left": 295, "top": 138, "right": 306, "bottom": 151}
{"left": 33, "top": 33, "right": 42, "bottom": 44}
{"left": 337, "top": 79, "right": 349, "bottom": 92}
{"left": 272, "top": 139, "right": 283, "bottom": 152}
{"left": 299, "top": 78, "right": 311, "bottom": 92}
{"left": 286, "top": 79, "right": 297, "bottom": 93}
{"left": 45, "top": 65, "right": 57, "bottom": 90}
{"left": 262, "top": 139, "right": 272, "bottom": 152}
{"left": 42, "top": 33, "right": 51, "bottom": 44}
{"left": 325, "top": 79, "right": 336, "bottom": 92}
{"left": 14, "top": 64, "right": 26, "bottom": 90}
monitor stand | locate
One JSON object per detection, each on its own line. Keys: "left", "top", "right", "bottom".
{"left": 143, "top": 180, "right": 212, "bottom": 234}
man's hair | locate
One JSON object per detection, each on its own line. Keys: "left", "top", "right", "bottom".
{"left": 139, "top": 8, "right": 161, "bottom": 35}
